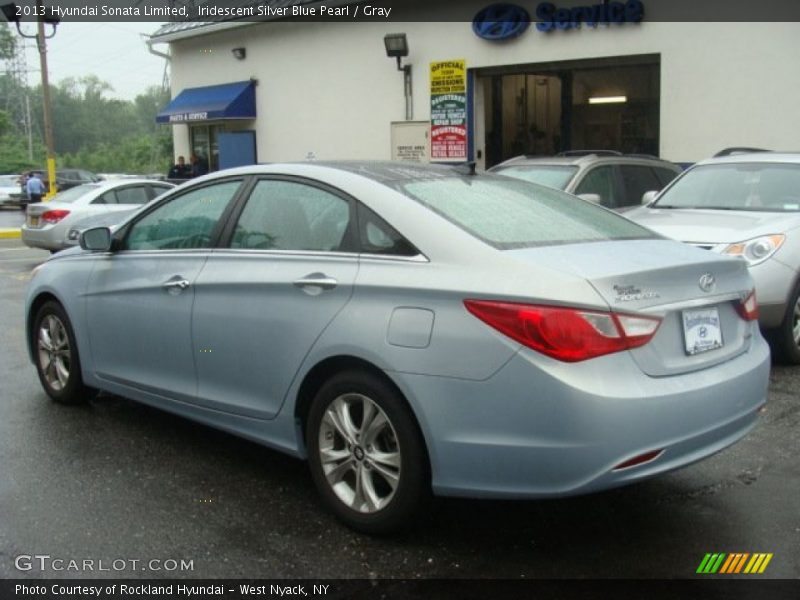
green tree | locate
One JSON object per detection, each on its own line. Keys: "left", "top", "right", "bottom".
{"left": 0, "top": 24, "right": 15, "bottom": 60}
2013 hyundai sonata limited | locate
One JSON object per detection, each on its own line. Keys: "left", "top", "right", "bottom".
{"left": 25, "top": 162, "right": 770, "bottom": 533}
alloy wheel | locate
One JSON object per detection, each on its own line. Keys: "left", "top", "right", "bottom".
{"left": 37, "top": 314, "right": 71, "bottom": 391}
{"left": 318, "top": 393, "right": 401, "bottom": 514}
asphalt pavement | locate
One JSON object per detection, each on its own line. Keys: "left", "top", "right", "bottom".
{"left": 0, "top": 238, "right": 798, "bottom": 580}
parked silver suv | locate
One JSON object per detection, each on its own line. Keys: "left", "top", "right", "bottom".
{"left": 490, "top": 151, "right": 682, "bottom": 210}
{"left": 626, "top": 152, "right": 800, "bottom": 364}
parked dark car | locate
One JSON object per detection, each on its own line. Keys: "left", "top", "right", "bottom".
{"left": 490, "top": 151, "right": 682, "bottom": 210}
{"left": 28, "top": 168, "right": 101, "bottom": 195}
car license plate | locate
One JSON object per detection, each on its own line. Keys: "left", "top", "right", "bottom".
{"left": 30, "top": 216, "right": 39, "bottom": 227}
{"left": 682, "top": 308, "right": 723, "bottom": 355}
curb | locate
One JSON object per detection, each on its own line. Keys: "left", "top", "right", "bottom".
{"left": 0, "top": 228, "right": 21, "bottom": 239}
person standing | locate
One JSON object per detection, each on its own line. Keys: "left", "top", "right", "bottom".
{"left": 26, "top": 172, "right": 45, "bottom": 204}
{"left": 190, "top": 153, "right": 209, "bottom": 177}
{"left": 167, "top": 156, "right": 191, "bottom": 179}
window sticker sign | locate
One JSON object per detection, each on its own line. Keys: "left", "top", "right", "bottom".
{"left": 430, "top": 60, "right": 467, "bottom": 161}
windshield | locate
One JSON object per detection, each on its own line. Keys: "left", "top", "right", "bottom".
{"left": 395, "top": 176, "right": 657, "bottom": 249}
{"left": 492, "top": 165, "right": 577, "bottom": 190}
{"left": 655, "top": 163, "right": 800, "bottom": 212}
{"left": 51, "top": 184, "right": 101, "bottom": 204}
{"left": 0, "top": 175, "right": 18, "bottom": 187}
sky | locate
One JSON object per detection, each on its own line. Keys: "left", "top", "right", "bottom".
{"left": 20, "top": 22, "right": 168, "bottom": 101}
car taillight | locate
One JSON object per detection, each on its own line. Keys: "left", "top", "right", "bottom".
{"left": 735, "top": 290, "right": 759, "bottom": 321}
{"left": 464, "top": 300, "right": 662, "bottom": 362}
{"left": 41, "top": 209, "right": 70, "bottom": 223}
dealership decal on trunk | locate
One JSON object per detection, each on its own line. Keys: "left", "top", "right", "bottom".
{"left": 612, "top": 284, "right": 659, "bottom": 303}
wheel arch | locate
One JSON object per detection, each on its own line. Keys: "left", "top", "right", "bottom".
{"left": 293, "top": 355, "right": 432, "bottom": 475}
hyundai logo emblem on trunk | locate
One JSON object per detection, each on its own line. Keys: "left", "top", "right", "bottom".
{"left": 698, "top": 273, "right": 716, "bottom": 293}
{"left": 472, "top": 3, "right": 531, "bottom": 41}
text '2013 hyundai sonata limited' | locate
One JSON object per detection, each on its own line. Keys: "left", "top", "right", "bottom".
{"left": 25, "top": 162, "right": 770, "bottom": 533}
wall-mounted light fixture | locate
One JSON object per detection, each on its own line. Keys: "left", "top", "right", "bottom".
{"left": 589, "top": 95, "right": 627, "bottom": 104}
{"left": 232, "top": 47, "right": 246, "bottom": 60}
{"left": 384, "top": 33, "right": 412, "bottom": 121}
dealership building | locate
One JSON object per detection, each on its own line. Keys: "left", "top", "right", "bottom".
{"left": 149, "top": 7, "right": 800, "bottom": 172}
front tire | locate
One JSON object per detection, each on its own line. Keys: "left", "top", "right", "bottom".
{"left": 771, "top": 282, "right": 800, "bottom": 365}
{"left": 306, "top": 370, "right": 429, "bottom": 534}
{"left": 32, "top": 301, "right": 93, "bottom": 404}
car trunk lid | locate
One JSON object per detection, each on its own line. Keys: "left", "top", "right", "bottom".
{"left": 506, "top": 239, "right": 755, "bottom": 376}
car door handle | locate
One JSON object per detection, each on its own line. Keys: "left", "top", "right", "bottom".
{"left": 163, "top": 278, "right": 190, "bottom": 291}
{"left": 293, "top": 273, "right": 338, "bottom": 291}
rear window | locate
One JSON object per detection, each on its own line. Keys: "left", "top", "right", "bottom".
{"left": 52, "top": 184, "right": 101, "bottom": 203}
{"left": 395, "top": 176, "right": 658, "bottom": 249}
{"left": 655, "top": 163, "right": 800, "bottom": 212}
{"left": 492, "top": 165, "right": 577, "bottom": 190}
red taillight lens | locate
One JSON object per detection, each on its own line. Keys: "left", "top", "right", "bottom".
{"left": 464, "top": 300, "right": 661, "bottom": 362}
{"left": 41, "top": 209, "right": 70, "bottom": 223}
{"left": 735, "top": 290, "right": 759, "bottom": 321}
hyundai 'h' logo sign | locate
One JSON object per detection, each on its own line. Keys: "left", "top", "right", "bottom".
{"left": 472, "top": 3, "right": 531, "bottom": 41}
{"left": 698, "top": 273, "right": 716, "bottom": 293}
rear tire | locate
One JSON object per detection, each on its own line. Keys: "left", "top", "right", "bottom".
{"left": 32, "top": 301, "right": 94, "bottom": 404}
{"left": 306, "top": 370, "right": 429, "bottom": 534}
{"left": 771, "top": 281, "right": 800, "bottom": 365}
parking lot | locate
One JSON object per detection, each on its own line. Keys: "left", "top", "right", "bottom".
{"left": 0, "top": 237, "right": 798, "bottom": 580}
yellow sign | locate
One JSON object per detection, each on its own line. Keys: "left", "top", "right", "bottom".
{"left": 430, "top": 60, "right": 466, "bottom": 95}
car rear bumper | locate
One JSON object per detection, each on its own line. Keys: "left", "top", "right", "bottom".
{"left": 21, "top": 224, "right": 64, "bottom": 250}
{"left": 393, "top": 333, "right": 770, "bottom": 499}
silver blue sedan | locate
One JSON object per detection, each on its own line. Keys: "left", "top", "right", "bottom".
{"left": 25, "top": 162, "right": 769, "bottom": 533}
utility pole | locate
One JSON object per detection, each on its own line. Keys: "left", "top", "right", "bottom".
{"left": 35, "top": 0, "right": 56, "bottom": 198}
{"left": 2, "top": 1, "right": 59, "bottom": 198}
{"left": 25, "top": 94, "right": 32, "bottom": 161}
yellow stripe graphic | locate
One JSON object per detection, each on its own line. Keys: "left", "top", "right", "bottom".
{"left": 758, "top": 554, "right": 773, "bottom": 574}
{"left": 746, "top": 554, "right": 764, "bottom": 574}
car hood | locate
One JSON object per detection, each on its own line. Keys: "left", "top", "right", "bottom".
{"left": 625, "top": 207, "right": 800, "bottom": 244}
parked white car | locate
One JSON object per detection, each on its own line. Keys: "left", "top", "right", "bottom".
{"left": 0, "top": 174, "right": 22, "bottom": 208}
{"left": 21, "top": 179, "right": 174, "bottom": 252}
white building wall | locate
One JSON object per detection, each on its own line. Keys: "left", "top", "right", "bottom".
{"left": 167, "top": 21, "right": 800, "bottom": 164}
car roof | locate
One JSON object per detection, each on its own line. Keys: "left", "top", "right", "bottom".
{"left": 695, "top": 152, "right": 800, "bottom": 166}
{"left": 492, "top": 154, "right": 680, "bottom": 169}
{"left": 92, "top": 178, "right": 173, "bottom": 190}
{"left": 193, "top": 161, "right": 476, "bottom": 184}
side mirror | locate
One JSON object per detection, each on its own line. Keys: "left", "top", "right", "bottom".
{"left": 577, "top": 193, "right": 602, "bottom": 205}
{"left": 641, "top": 190, "right": 659, "bottom": 205}
{"left": 79, "top": 227, "right": 112, "bottom": 252}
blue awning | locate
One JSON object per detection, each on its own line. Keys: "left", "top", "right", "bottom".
{"left": 156, "top": 81, "right": 256, "bottom": 124}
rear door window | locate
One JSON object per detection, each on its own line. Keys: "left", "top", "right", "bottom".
{"left": 115, "top": 186, "right": 150, "bottom": 205}
{"left": 230, "top": 179, "right": 354, "bottom": 252}
{"left": 92, "top": 191, "right": 118, "bottom": 205}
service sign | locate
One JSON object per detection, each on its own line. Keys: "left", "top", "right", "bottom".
{"left": 430, "top": 60, "right": 467, "bottom": 161}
